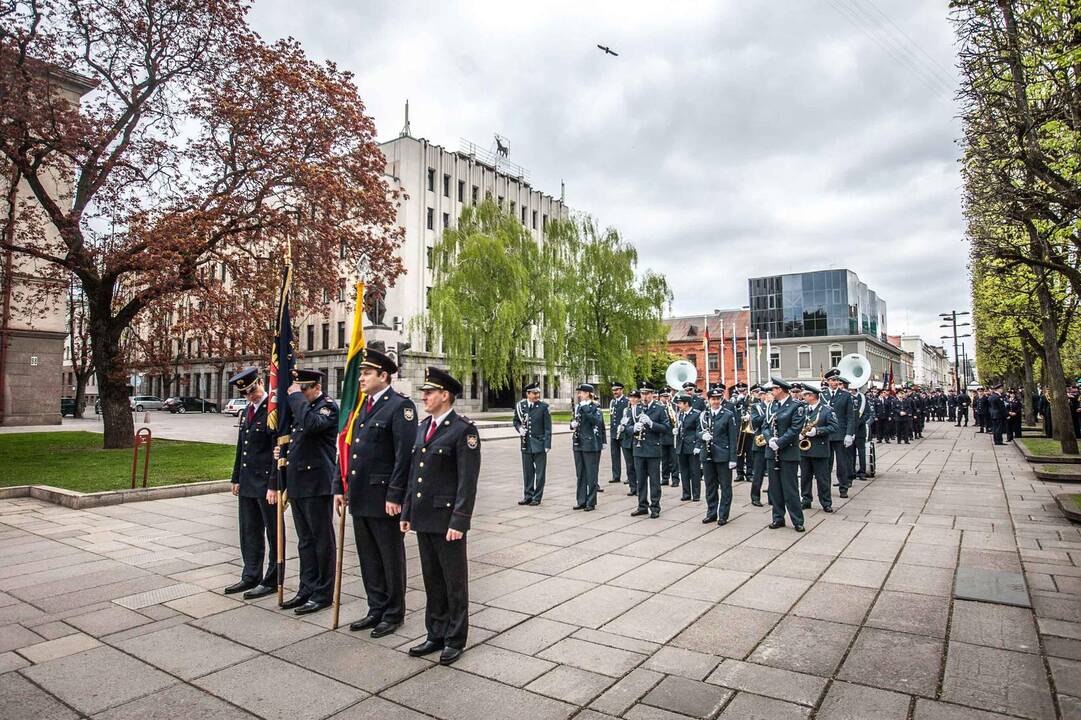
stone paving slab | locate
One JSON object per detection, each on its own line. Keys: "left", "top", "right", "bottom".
{"left": 1, "top": 423, "right": 1078, "bottom": 719}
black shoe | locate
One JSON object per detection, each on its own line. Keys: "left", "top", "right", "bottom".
{"left": 518, "top": 499, "right": 531, "bottom": 505}
{"left": 609, "top": 479, "right": 620, "bottom": 483}
{"left": 649, "top": 511, "right": 659, "bottom": 519}
{"left": 294, "top": 600, "right": 331, "bottom": 615}
{"left": 839, "top": 490, "right": 848, "bottom": 498}
{"left": 371, "top": 620, "right": 399, "bottom": 638}
{"left": 717, "top": 519, "right": 728, "bottom": 526}
{"left": 702, "top": 516, "right": 717, "bottom": 524}
{"left": 857, "top": 475, "right": 868, "bottom": 481}
{"left": 243, "top": 584, "right": 274, "bottom": 600}
{"left": 584, "top": 506, "right": 595, "bottom": 512}
{"left": 801, "top": 501, "right": 812, "bottom": 509}
{"left": 528, "top": 500, "right": 541, "bottom": 506}
{"left": 751, "top": 500, "right": 763, "bottom": 507}
{"left": 823, "top": 507, "right": 834, "bottom": 513}
{"left": 573, "top": 504, "right": 586, "bottom": 510}
{"left": 409, "top": 639, "right": 445, "bottom": 657}
{"left": 597, "top": 486, "right": 604, "bottom": 492}
{"left": 631, "top": 509, "right": 648, "bottom": 516}
{"left": 224, "top": 580, "right": 257, "bottom": 595}
{"left": 349, "top": 614, "right": 381, "bottom": 632}
{"left": 439, "top": 646, "right": 463, "bottom": 665}
{"left": 626, "top": 491, "right": 637, "bottom": 496}
{"left": 794, "top": 525, "right": 805, "bottom": 532}
{"left": 768, "top": 521, "right": 785, "bottom": 529}
{"left": 280, "top": 594, "right": 310, "bottom": 610}
{"left": 680, "top": 495, "right": 691, "bottom": 501}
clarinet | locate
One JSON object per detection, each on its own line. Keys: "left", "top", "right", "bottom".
{"left": 770, "top": 412, "right": 781, "bottom": 472}
{"left": 702, "top": 409, "right": 714, "bottom": 462}
{"left": 572, "top": 400, "right": 582, "bottom": 445}
{"left": 517, "top": 399, "right": 530, "bottom": 452}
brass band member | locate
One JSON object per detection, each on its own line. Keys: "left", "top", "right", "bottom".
{"left": 659, "top": 389, "right": 679, "bottom": 487}
{"left": 630, "top": 382, "right": 671, "bottom": 518}
{"left": 514, "top": 382, "right": 551, "bottom": 506}
{"left": 699, "top": 387, "right": 740, "bottom": 526}
{"left": 619, "top": 390, "right": 641, "bottom": 496}
{"left": 674, "top": 394, "right": 702, "bottom": 502}
{"left": 608, "top": 382, "right": 628, "bottom": 485}
{"left": 748, "top": 384, "right": 769, "bottom": 508}
{"left": 571, "top": 383, "right": 605, "bottom": 511}
{"left": 798, "top": 385, "right": 839, "bottom": 513}
{"left": 762, "top": 377, "right": 806, "bottom": 532}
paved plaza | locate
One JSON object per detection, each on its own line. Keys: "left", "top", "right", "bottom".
{"left": 1, "top": 423, "right": 1079, "bottom": 720}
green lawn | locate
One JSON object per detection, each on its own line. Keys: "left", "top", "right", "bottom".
{"left": 1018, "top": 437, "right": 1074, "bottom": 456}
{"left": 1072, "top": 494, "right": 1081, "bottom": 511}
{"left": 0, "top": 432, "right": 235, "bottom": 493}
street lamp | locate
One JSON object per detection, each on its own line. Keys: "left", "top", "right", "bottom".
{"left": 940, "top": 310, "right": 970, "bottom": 394}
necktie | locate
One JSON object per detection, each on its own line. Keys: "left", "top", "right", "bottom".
{"left": 246, "top": 404, "right": 254, "bottom": 424}
{"left": 424, "top": 418, "right": 437, "bottom": 443}
{"left": 365, "top": 396, "right": 373, "bottom": 414}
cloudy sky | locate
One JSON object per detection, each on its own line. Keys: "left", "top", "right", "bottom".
{"left": 250, "top": 0, "right": 971, "bottom": 359}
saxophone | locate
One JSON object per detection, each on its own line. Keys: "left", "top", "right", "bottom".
{"left": 753, "top": 403, "right": 767, "bottom": 447}
{"left": 798, "top": 408, "right": 820, "bottom": 451}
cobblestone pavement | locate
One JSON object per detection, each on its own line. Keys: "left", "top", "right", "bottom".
{"left": 1, "top": 422, "right": 1079, "bottom": 720}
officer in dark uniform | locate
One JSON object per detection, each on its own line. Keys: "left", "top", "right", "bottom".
{"left": 799, "top": 385, "right": 839, "bottom": 512}
{"left": 748, "top": 385, "right": 769, "bottom": 507}
{"left": 571, "top": 384, "right": 605, "bottom": 511}
{"left": 608, "top": 382, "right": 628, "bottom": 484}
{"left": 762, "top": 377, "right": 806, "bottom": 531}
{"left": 335, "top": 348, "right": 416, "bottom": 637}
{"left": 1038, "top": 390, "right": 1052, "bottom": 437}
{"left": 685, "top": 382, "right": 707, "bottom": 412}
{"left": 514, "top": 382, "right": 551, "bottom": 506}
{"left": 975, "top": 388, "right": 988, "bottom": 433}
{"left": 401, "top": 367, "right": 480, "bottom": 666}
{"left": 1007, "top": 391, "right": 1023, "bottom": 440}
{"left": 658, "top": 389, "right": 679, "bottom": 487}
{"left": 619, "top": 390, "right": 641, "bottom": 496}
{"left": 850, "top": 387, "right": 875, "bottom": 481}
{"left": 225, "top": 368, "right": 277, "bottom": 599}
{"left": 698, "top": 387, "right": 739, "bottom": 525}
{"left": 989, "top": 384, "right": 1007, "bottom": 445}
{"left": 674, "top": 394, "right": 702, "bottom": 501}
{"left": 956, "top": 390, "right": 971, "bottom": 427}
{"left": 630, "top": 382, "right": 671, "bottom": 518}
{"left": 827, "top": 373, "right": 856, "bottom": 498}
{"left": 272, "top": 369, "right": 338, "bottom": 615}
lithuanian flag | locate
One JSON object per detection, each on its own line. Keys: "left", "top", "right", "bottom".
{"left": 336, "top": 281, "right": 366, "bottom": 492}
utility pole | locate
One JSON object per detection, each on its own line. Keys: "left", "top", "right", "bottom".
{"left": 939, "top": 310, "right": 971, "bottom": 395}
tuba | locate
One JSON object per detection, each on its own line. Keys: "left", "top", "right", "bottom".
{"left": 665, "top": 360, "right": 697, "bottom": 392}
{"left": 837, "top": 353, "right": 872, "bottom": 389}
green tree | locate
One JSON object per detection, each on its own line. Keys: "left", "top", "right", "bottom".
{"left": 562, "top": 218, "right": 672, "bottom": 384}
{"left": 633, "top": 348, "right": 681, "bottom": 390}
{"left": 419, "top": 200, "right": 570, "bottom": 402}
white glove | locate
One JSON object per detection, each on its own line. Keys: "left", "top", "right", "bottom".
{"left": 570, "top": 420, "right": 579, "bottom": 430}
{"left": 518, "top": 428, "right": 527, "bottom": 437}
{"left": 768, "top": 438, "right": 779, "bottom": 452}
{"left": 844, "top": 435, "right": 854, "bottom": 447}
{"left": 634, "top": 421, "right": 644, "bottom": 432}
{"left": 728, "top": 461, "right": 737, "bottom": 470}
{"left": 700, "top": 431, "right": 712, "bottom": 442}
{"left": 641, "top": 414, "right": 653, "bottom": 427}
{"left": 672, "top": 428, "right": 679, "bottom": 439}
{"left": 693, "top": 448, "right": 700, "bottom": 455}
{"left": 806, "top": 427, "right": 817, "bottom": 437}
{"left": 621, "top": 415, "right": 632, "bottom": 426}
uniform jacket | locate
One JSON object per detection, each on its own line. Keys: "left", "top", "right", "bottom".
{"left": 883, "top": 395, "right": 899, "bottom": 420}
{"left": 828, "top": 388, "right": 856, "bottom": 440}
{"left": 749, "top": 401, "right": 768, "bottom": 454}
{"left": 620, "top": 403, "right": 642, "bottom": 449}
{"left": 988, "top": 392, "right": 1006, "bottom": 420}
{"left": 631, "top": 400, "right": 672, "bottom": 458}
{"left": 659, "top": 403, "right": 677, "bottom": 447}
{"left": 799, "top": 402, "right": 840, "bottom": 459}
{"left": 402, "top": 410, "right": 480, "bottom": 534}
{"left": 513, "top": 400, "right": 552, "bottom": 454}
{"left": 572, "top": 401, "right": 606, "bottom": 452}
{"left": 609, "top": 395, "right": 629, "bottom": 441}
{"left": 231, "top": 396, "right": 275, "bottom": 497}
{"left": 853, "top": 392, "right": 875, "bottom": 434}
{"left": 675, "top": 409, "right": 702, "bottom": 454}
{"left": 283, "top": 392, "right": 339, "bottom": 498}
{"left": 901, "top": 396, "right": 917, "bottom": 418}
{"left": 957, "top": 393, "right": 971, "bottom": 410}
{"left": 698, "top": 405, "right": 739, "bottom": 463}
{"left": 763, "top": 395, "right": 806, "bottom": 462}
{"left": 691, "top": 396, "right": 707, "bottom": 412}
{"left": 335, "top": 388, "right": 418, "bottom": 517}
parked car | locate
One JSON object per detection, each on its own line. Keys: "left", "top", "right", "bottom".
{"left": 60, "top": 398, "right": 77, "bottom": 417}
{"left": 129, "top": 395, "right": 164, "bottom": 412}
{"left": 223, "top": 397, "right": 249, "bottom": 417}
{"left": 163, "top": 396, "right": 219, "bottom": 413}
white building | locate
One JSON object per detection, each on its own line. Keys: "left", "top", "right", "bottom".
{"left": 900, "top": 335, "right": 951, "bottom": 388}
{"left": 129, "top": 123, "right": 572, "bottom": 412}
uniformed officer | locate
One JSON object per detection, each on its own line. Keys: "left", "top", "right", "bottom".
{"left": 334, "top": 348, "right": 416, "bottom": 637}
{"left": 732, "top": 383, "right": 752, "bottom": 482}
{"left": 630, "top": 382, "right": 671, "bottom": 518}
{"left": 674, "top": 394, "right": 702, "bottom": 501}
{"left": 514, "top": 382, "right": 551, "bottom": 506}
{"left": 401, "top": 367, "right": 480, "bottom": 666}
{"left": 571, "top": 384, "right": 605, "bottom": 511}
{"left": 798, "top": 386, "right": 839, "bottom": 512}
{"left": 619, "top": 390, "right": 641, "bottom": 496}
{"left": 827, "top": 373, "right": 857, "bottom": 499}
{"left": 684, "top": 382, "right": 707, "bottom": 412}
{"left": 988, "top": 384, "right": 1007, "bottom": 445}
{"left": 762, "top": 377, "right": 806, "bottom": 531}
{"left": 271, "top": 369, "right": 338, "bottom": 615}
{"left": 608, "top": 382, "right": 628, "bottom": 485}
{"left": 748, "top": 385, "right": 769, "bottom": 507}
{"left": 850, "top": 386, "right": 875, "bottom": 481}
{"left": 899, "top": 387, "right": 916, "bottom": 443}
{"left": 956, "top": 389, "right": 971, "bottom": 427}
{"left": 224, "top": 368, "right": 277, "bottom": 600}
{"left": 698, "top": 387, "right": 739, "bottom": 525}
{"left": 658, "top": 389, "right": 679, "bottom": 487}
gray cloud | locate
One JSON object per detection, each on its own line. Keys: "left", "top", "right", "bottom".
{"left": 249, "top": 0, "right": 971, "bottom": 358}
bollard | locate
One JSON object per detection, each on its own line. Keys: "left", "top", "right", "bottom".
{"left": 131, "top": 428, "right": 152, "bottom": 489}
{"left": 143, "top": 411, "right": 150, "bottom": 424}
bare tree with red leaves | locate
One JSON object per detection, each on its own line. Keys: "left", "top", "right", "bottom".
{"left": 1, "top": 0, "right": 403, "bottom": 447}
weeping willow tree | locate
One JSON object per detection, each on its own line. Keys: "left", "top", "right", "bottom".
{"left": 417, "top": 199, "right": 572, "bottom": 400}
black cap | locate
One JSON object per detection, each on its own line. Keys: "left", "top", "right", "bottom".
{"left": 359, "top": 346, "right": 398, "bottom": 375}
{"left": 708, "top": 387, "right": 724, "bottom": 398}
{"left": 750, "top": 383, "right": 761, "bottom": 392}
{"left": 682, "top": 381, "right": 695, "bottom": 390}
{"left": 420, "top": 366, "right": 463, "bottom": 396}
{"left": 659, "top": 389, "right": 671, "bottom": 397}
{"left": 676, "top": 394, "right": 692, "bottom": 404}
{"left": 629, "top": 389, "right": 641, "bottom": 398}
{"left": 735, "top": 382, "right": 748, "bottom": 390}
{"left": 763, "top": 376, "right": 791, "bottom": 391}
{"left": 640, "top": 382, "right": 656, "bottom": 393}
{"left": 228, "top": 367, "right": 259, "bottom": 391}
{"left": 824, "top": 368, "right": 840, "bottom": 380}
{"left": 836, "top": 375, "right": 851, "bottom": 387}
{"left": 577, "top": 383, "right": 595, "bottom": 394}
{"left": 804, "top": 385, "right": 822, "bottom": 397}
{"left": 713, "top": 383, "right": 727, "bottom": 392}
{"left": 791, "top": 383, "right": 804, "bottom": 392}
{"left": 295, "top": 369, "right": 323, "bottom": 386}
{"left": 524, "top": 382, "right": 541, "bottom": 393}
{"left": 611, "top": 381, "right": 624, "bottom": 390}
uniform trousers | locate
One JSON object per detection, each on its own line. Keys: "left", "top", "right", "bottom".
{"left": 633, "top": 456, "right": 661, "bottom": 513}
{"left": 573, "top": 450, "right": 600, "bottom": 508}
{"left": 768, "top": 456, "right": 804, "bottom": 526}
{"left": 737, "top": 438, "right": 752, "bottom": 480}
{"left": 290, "top": 496, "right": 335, "bottom": 604}
{"left": 521, "top": 451, "right": 547, "bottom": 502}
{"left": 416, "top": 532, "right": 469, "bottom": 650}
{"left": 848, "top": 426, "right": 868, "bottom": 478}
{"left": 750, "top": 451, "right": 767, "bottom": 504}
{"left": 660, "top": 445, "right": 676, "bottom": 484}
{"left": 622, "top": 446, "right": 638, "bottom": 493}
{"left": 876, "top": 419, "right": 892, "bottom": 443}
{"left": 677, "top": 451, "right": 702, "bottom": 500}
{"left": 351, "top": 513, "right": 406, "bottom": 623}
{"left": 609, "top": 436, "right": 622, "bottom": 482}
{"left": 898, "top": 416, "right": 912, "bottom": 442}
{"left": 238, "top": 494, "right": 277, "bottom": 586}
{"left": 799, "top": 455, "right": 832, "bottom": 509}
{"left": 830, "top": 440, "right": 851, "bottom": 490}
{"left": 702, "top": 460, "right": 733, "bottom": 521}
{"left": 957, "top": 408, "right": 969, "bottom": 427}
{"left": 991, "top": 417, "right": 1004, "bottom": 445}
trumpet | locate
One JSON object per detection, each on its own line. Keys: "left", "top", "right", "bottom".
{"left": 798, "top": 413, "right": 820, "bottom": 451}
{"left": 736, "top": 411, "right": 753, "bottom": 456}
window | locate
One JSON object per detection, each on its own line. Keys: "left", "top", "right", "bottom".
{"left": 829, "top": 344, "right": 843, "bottom": 368}
{"left": 457, "top": 180, "right": 465, "bottom": 202}
{"left": 321, "top": 323, "right": 329, "bottom": 350}
{"left": 798, "top": 346, "right": 811, "bottom": 372}
{"left": 521, "top": 206, "right": 527, "bottom": 224}
{"left": 770, "top": 349, "right": 781, "bottom": 370}
{"left": 736, "top": 351, "right": 745, "bottom": 371}
{"left": 443, "top": 212, "right": 450, "bottom": 229}
{"left": 338, "top": 285, "right": 345, "bottom": 302}
{"left": 472, "top": 185, "right": 479, "bottom": 204}
{"left": 425, "top": 286, "right": 432, "bottom": 309}
{"left": 321, "top": 288, "right": 328, "bottom": 303}
{"left": 497, "top": 195, "right": 504, "bottom": 208}
{"left": 510, "top": 200, "right": 515, "bottom": 216}
{"left": 337, "top": 321, "right": 345, "bottom": 348}
{"left": 426, "top": 207, "right": 434, "bottom": 230}
{"left": 686, "top": 353, "right": 697, "bottom": 368}
{"left": 471, "top": 373, "right": 479, "bottom": 400}
{"left": 335, "top": 367, "right": 345, "bottom": 398}
{"left": 532, "top": 210, "right": 537, "bottom": 229}
{"left": 306, "top": 324, "right": 315, "bottom": 350}
{"left": 442, "top": 174, "right": 450, "bottom": 197}
{"left": 426, "top": 246, "right": 434, "bottom": 268}
{"left": 553, "top": 376, "right": 560, "bottom": 399}
{"left": 426, "top": 168, "right": 434, "bottom": 191}
{"left": 542, "top": 214, "right": 548, "bottom": 231}
{"left": 708, "top": 353, "right": 719, "bottom": 371}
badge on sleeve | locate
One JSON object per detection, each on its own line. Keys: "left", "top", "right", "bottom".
{"left": 404, "top": 407, "right": 415, "bottom": 421}
{"left": 466, "top": 434, "right": 479, "bottom": 449}
{"left": 319, "top": 407, "right": 332, "bottom": 416}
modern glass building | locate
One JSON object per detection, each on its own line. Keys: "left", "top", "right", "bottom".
{"left": 748, "top": 269, "right": 887, "bottom": 340}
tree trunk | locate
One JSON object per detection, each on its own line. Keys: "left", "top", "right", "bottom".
{"left": 1035, "top": 275, "right": 1079, "bottom": 454}
{"left": 73, "top": 372, "right": 87, "bottom": 418}
{"left": 88, "top": 296, "right": 134, "bottom": 449}
{"left": 1020, "top": 343, "right": 1036, "bottom": 426}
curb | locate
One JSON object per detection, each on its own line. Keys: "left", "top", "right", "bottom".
{"left": 1054, "top": 493, "right": 1081, "bottom": 524}
{"left": 0, "top": 479, "right": 231, "bottom": 510}
{"left": 1033, "top": 465, "right": 1081, "bottom": 483}
{"left": 1013, "top": 438, "right": 1081, "bottom": 464}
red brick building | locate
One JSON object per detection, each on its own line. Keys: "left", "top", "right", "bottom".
{"left": 664, "top": 310, "right": 753, "bottom": 389}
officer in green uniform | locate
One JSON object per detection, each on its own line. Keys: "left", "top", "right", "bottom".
{"left": 608, "top": 382, "right": 628, "bottom": 484}
{"left": 698, "top": 387, "right": 739, "bottom": 525}
{"left": 630, "top": 382, "right": 671, "bottom": 519}
{"left": 798, "top": 385, "right": 839, "bottom": 512}
{"left": 762, "top": 377, "right": 806, "bottom": 532}
{"left": 571, "top": 383, "right": 605, "bottom": 511}
{"left": 513, "top": 382, "right": 551, "bottom": 506}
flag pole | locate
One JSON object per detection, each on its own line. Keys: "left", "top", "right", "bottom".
{"left": 702, "top": 315, "right": 709, "bottom": 388}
